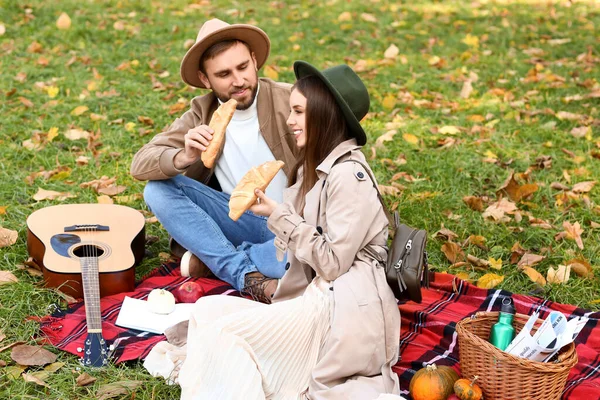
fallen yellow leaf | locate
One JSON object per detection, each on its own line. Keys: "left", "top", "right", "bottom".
{"left": 476, "top": 273, "right": 504, "bottom": 289}
{"left": 382, "top": 94, "right": 396, "bottom": 110}
{"left": 439, "top": 125, "right": 461, "bottom": 135}
{"left": 522, "top": 266, "right": 546, "bottom": 286}
{"left": 489, "top": 257, "right": 502, "bottom": 270}
{"left": 462, "top": 34, "right": 479, "bottom": 48}
{"left": 402, "top": 133, "right": 419, "bottom": 145}
{"left": 70, "top": 106, "right": 89, "bottom": 116}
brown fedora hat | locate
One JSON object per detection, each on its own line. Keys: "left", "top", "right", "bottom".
{"left": 180, "top": 18, "right": 270, "bottom": 88}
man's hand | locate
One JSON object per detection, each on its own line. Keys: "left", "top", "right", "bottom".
{"left": 249, "top": 189, "right": 278, "bottom": 217}
{"left": 174, "top": 125, "right": 214, "bottom": 169}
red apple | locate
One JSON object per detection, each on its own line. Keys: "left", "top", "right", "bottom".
{"left": 447, "top": 394, "right": 461, "bottom": 400}
{"left": 175, "top": 281, "right": 205, "bottom": 303}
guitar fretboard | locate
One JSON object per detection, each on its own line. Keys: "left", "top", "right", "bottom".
{"left": 80, "top": 257, "right": 102, "bottom": 331}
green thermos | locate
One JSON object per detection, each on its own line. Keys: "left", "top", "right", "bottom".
{"left": 489, "top": 297, "right": 516, "bottom": 351}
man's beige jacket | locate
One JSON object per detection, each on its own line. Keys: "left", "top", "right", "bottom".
{"left": 130, "top": 78, "right": 297, "bottom": 184}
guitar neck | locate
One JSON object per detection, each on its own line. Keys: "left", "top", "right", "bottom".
{"left": 80, "top": 257, "right": 102, "bottom": 332}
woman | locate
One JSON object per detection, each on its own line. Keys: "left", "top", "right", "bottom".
{"left": 144, "top": 61, "right": 401, "bottom": 399}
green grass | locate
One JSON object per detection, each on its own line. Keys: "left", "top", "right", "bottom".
{"left": 1, "top": 0, "right": 599, "bottom": 397}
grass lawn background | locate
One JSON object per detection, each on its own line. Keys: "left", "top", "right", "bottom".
{"left": 0, "top": 0, "right": 599, "bottom": 398}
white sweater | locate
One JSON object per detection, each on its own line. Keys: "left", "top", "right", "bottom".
{"left": 214, "top": 86, "right": 287, "bottom": 203}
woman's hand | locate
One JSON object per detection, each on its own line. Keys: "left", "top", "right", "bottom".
{"left": 249, "top": 189, "right": 278, "bottom": 217}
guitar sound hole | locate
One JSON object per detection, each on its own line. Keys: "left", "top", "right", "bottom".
{"left": 72, "top": 245, "right": 105, "bottom": 258}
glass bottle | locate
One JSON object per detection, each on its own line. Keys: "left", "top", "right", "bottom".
{"left": 489, "top": 297, "right": 516, "bottom": 351}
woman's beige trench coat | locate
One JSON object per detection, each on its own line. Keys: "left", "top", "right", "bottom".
{"left": 268, "top": 139, "right": 401, "bottom": 399}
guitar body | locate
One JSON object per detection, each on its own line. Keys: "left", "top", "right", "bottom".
{"left": 27, "top": 204, "right": 145, "bottom": 298}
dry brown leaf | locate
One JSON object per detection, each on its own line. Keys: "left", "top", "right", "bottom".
{"left": 550, "top": 182, "right": 570, "bottom": 191}
{"left": 467, "top": 254, "right": 490, "bottom": 268}
{"left": 96, "top": 380, "right": 143, "bottom": 400}
{"left": 32, "top": 188, "right": 76, "bottom": 201}
{"left": 517, "top": 253, "right": 546, "bottom": 269}
{"left": 433, "top": 228, "right": 458, "bottom": 242}
{"left": 145, "top": 216, "right": 159, "bottom": 224}
{"left": 375, "top": 130, "right": 397, "bottom": 148}
{"left": 383, "top": 44, "right": 399, "bottom": 59}
{"left": 97, "top": 185, "right": 127, "bottom": 196}
{"left": 460, "top": 79, "right": 473, "bottom": 99}
{"left": 547, "top": 265, "right": 571, "bottom": 284}
{"left": 0, "top": 271, "right": 19, "bottom": 285}
{"left": 97, "top": 195, "right": 114, "bottom": 204}
{"left": 463, "top": 196, "right": 484, "bottom": 212}
{"left": 509, "top": 242, "right": 526, "bottom": 264}
{"left": 566, "top": 258, "right": 593, "bottom": 278}
{"left": 482, "top": 198, "right": 517, "bottom": 222}
{"left": 56, "top": 12, "right": 71, "bottom": 30}
{"left": 556, "top": 111, "right": 583, "bottom": 121}
{"left": 64, "top": 128, "right": 91, "bottom": 140}
{"left": 378, "top": 185, "right": 401, "bottom": 196}
{"left": 0, "top": 206, "right": 6, "bottom": 215}
{"left": 522, "top": 266, "right": 546, "bottom": 286}
{"left": 528, "top": 216, "right": 553, "bottom": 229}
{"left": 0, "top": 330, "right": 5, "bottom": 342}
{"left": 338, "top": 11, "right": 352, "bottom": 21}
{"left": 0, "top": 227, "right": 18, "bottom": 248}
{"left": 22, "top": 372, "right": 50, "bottom": 388}
{"left": 572, "top": 181, "right": 596, "bottom": 193}
{"left": 360, "top": 13, "right": 378, "bottom": 22}
{"left": 517, "top": 183, "right": 539, "bottom": 201}
{"left": 441, "top": 241, "right": 465, "bottom": 264}
{"left": 11, "top": 345, "right": 57, "bottom": 366}
{"left": 555, "top": 221, "right": 584, "bottom": 249}
{"left": 570, "top": 126, "right": 591, "bottom": 138}
{"left": 497, "top": 171, "right": 538, "bottom": 201}
{"left": 76, "top": 372, "right": 97, "bottom": 386}
{"left": 463, "top": 235, "right": 487, "bottom": 250}
{"left": 476, "top": 273, "right": 504, "bottom": 289}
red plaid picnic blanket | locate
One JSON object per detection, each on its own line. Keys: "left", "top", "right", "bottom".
{"left": 36, "top": 264, "right": 600, "bottom": 398}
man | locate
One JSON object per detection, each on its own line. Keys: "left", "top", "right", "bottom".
{"left": 130, "top": 19, "right": 297, "bottom": 303}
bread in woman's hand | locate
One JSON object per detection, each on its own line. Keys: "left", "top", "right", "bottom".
{"left": 228, "top": 160, "right": 285, "bottom": 221}
{"left": 201, "top": 98, "right": 237, "bottom": 168}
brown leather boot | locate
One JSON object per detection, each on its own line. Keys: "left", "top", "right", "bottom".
{"left": 180, "top": 251, "right": 215, "bottom": 279}
{"left": 241, "top": 272, "right": 278, "bottom": 304}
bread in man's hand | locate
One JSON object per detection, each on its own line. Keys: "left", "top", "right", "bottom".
{"left": 201, "top": 98, "right": 237, "bottom": 168}
{"left": 229, "top": 160, "right": 285, "bottom": 221}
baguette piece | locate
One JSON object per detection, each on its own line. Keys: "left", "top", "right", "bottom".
{"left": 201, "top": 98, "right": 238, "bottom": 168}
{"left": 229, "top": 160, "right": 285, "bottom": 221}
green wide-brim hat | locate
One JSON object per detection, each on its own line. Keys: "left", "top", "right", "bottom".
{"left": 293, "top": 61, "right": 369, "bottom": 146}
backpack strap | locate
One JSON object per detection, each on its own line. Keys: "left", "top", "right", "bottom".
{"left": 339, "top": 159, "right": 397, "bottom": 230}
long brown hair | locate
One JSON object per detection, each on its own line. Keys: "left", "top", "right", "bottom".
{"left": 288, "top": 75, "right": 350, "bottom": 197}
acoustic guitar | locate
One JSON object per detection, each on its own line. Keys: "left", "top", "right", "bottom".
{"left": 27, "top": 204, "right": 146, "bottom": 367}
{"left": 27, "top": 203, "right": 145, "bottom": 299}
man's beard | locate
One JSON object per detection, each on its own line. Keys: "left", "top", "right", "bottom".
{"left": 214, "top": 83, "right": 258, "bottom": 111}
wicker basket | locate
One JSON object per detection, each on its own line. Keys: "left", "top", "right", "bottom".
{"left": 456, "top": 311, "right": 578, "bottom": 400}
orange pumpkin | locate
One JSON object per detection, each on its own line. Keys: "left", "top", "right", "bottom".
{"left": 454, "top": 376, "right": 483, "bottom": 400}
{"left": 409, "top": 363, "right": 459, "bottom": 400}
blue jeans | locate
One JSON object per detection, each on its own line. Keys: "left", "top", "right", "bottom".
{"left": 143, "top": 175, "right": 286, "bottom": 290}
